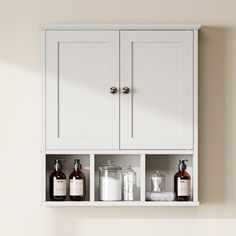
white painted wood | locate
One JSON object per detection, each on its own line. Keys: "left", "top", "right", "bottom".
{"left": 193, "top": 152, "right": 198, "bottom": 202}
{"left": 42, "top": 201, "right": 200, "bottom": 207}
{"left": 42, "top": 153, "right": 46, "bottom": 202}
{"left": 140, "top": 154, "right": 146, "bottom": 201}
{"left": 46, "top": 30, "right": 119, "bottom": 150}
{"left": 41, "top": 30, "right": 46, "bottom": 154}
{"left": 41, "top": 30, "right": 46, "bottom": 202}
{"left": 120, "top": 30, "right": 194, "bottom": 150}
{"left": 89, "top": 154, "right": 95, "bottom": 201}
{"left": 42, "top": 24, "right": 201, "bottom": 31}
{"left": 45, "top": 149, "right": 194, "bottom": 155}
{"left": 193, "top": 30, "right": 199, "bottom": 202}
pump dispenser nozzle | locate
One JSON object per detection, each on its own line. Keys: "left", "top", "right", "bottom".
{"left": 178, "top": 160, "right": 188, "bottom": 172}
{"left": 74, "top": 159, "right": 82, "bottom": 171}
{"left": 54, "top": 159, "right": 64, "bottom": 171}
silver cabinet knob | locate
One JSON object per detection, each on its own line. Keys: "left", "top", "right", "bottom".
{"left": 122, "top": 87, "right": 130, "bottom": 94}
{"left": 110, "top": 87, "right": 118, "bottom": 94}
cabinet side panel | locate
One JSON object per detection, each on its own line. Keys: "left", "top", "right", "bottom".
{"left": 193, "top": 30, "right": 199, "bottom": 202}
{"left": 42, "top": 30, "right": 46, "bottom": 202}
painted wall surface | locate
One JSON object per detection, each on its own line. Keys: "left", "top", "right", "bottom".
{"left": 0, "top": 0, "right": 236, "bottom": 235}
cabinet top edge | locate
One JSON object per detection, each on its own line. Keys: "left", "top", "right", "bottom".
{"left": 44, "top": 149, "right": 195, "bottom": 155}
{"left": 41, "top": 24, "right": 201, "bottom": 31}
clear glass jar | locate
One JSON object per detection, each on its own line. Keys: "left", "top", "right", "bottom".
{"left": 151, "top": 171, "right": 165, "bottom": 192}
{"left": 123, "top": 164, "right": 136, "bottom": 201}
{"left": 99, "top": 160, "right": 122, "bottom": 201}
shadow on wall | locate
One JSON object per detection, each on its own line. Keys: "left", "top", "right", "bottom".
{"left": 198, "top": 26, "right": 227, "bottom": 205}
{"left": 47, "top": 26, "right": 236, "bottom": 224}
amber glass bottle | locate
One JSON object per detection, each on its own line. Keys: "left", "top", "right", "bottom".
{"left": 49, "top": 160, "right": 66, "bottom": 201}
{"left": 174, "top": 160, "right": 191, "bottom": 201}
{"left": 69, "top": 159, "right": 86, "bottom": 201}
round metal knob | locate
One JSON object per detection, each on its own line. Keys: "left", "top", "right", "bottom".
{"left": 110, "top": 87, "right": 118, "bottom": 94}
{"left": 122, "top": 87, "right": 130, "bottom": 94}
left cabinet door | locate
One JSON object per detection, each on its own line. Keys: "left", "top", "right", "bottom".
{"left": 45, "top": 31, "right": 119, "bottom": 150}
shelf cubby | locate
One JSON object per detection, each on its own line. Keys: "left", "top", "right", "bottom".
{"left": 94, "top": 154, "right": 141, "bottom": 201}
{"left": 145, "top": 154, "right": 194, "bottom": 201}
{"left": 45, "top": 154, "right": 90, "bottom": 201}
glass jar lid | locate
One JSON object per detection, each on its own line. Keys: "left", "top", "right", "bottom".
{"left": 124, "top": 163, "right": 136, "bottom": 174}
{"left": 98, "top": 160, "right": 122, "bottom": 171}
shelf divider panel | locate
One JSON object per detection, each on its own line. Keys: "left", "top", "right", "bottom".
{"left": 89, "top": 154, "right": 95, "bottom": 202}
{"left": 140, "top": 154, "right": 146, "bottom": 202}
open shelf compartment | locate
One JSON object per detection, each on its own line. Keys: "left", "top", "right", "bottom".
{"left": 145, "top": 154, "right": 195, "bottom": 202}
{"left": 94, "top": 154, "right": 141, "bottom": 201}
{"left": 45, "top": 154, "right": 90, "bottom": 201}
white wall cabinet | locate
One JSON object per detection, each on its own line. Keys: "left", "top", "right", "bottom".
{"left": 42, "top": 24, "right": 200, "bottom": 206}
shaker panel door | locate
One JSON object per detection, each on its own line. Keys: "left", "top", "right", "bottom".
{"left": 120, "top": 31, "right": 194, "bottom": 149}
{"left": 46, "top": 31, "right": 119, "bottom": 149}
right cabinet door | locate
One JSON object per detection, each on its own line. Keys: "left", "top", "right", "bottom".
{"left": 120, "top": 31, "right": 194, "bottom": 150}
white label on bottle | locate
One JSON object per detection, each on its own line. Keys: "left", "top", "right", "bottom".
{"left": 177, "top": 178, "right": 190, "bottom": 196}
{"left": 53, "top": 178, "right": 66, "bottom": 196}
{"left": 70, "top": 179, "right": 83, "bottom": 196}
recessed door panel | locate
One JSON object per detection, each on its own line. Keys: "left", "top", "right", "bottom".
{"left": 120, "top": 31, "right": 194, "bottom": 149}
{"left": 46, "top": 31, "right": 119, "bottom": 149}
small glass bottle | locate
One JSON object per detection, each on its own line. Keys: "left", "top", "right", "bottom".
{"left": 151, "top": 171, "right": 165, "bottom": 192}
{"left": 123, "top": 164, "right": 136, "bottom": 201}
{"left": 69, "top": 159, "right": 86, "bottom": 201}
{"left": 174, "top": 160, "right": 191, "bottom": 201}
{"left": 49, "top": 160, "right": 66, "bottom": 201}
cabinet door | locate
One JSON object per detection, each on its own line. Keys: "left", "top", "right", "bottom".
{"left": 120, "top": 31, "right": 194, "bottom": 149}
{"left": 45, "top": 31, "right": 119, "bottom": 149}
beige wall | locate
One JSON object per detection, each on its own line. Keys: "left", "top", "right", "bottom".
{"left": 1, "top": 0, "right": 236, "bottom": 235}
